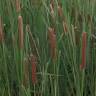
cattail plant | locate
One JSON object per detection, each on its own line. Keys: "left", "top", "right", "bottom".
{"left": 0, "top": 17, "right": 4, "bottom": 43}
{"left": 18, "top": 15, "right": 23, "bottom": 49}
{"left": 16, "top": 0, "right": 21, "bottom": 12}
{"left": 80, "top": 32, "right": 87, "bottom": 70}
{"left": 31, "top": 54, "right": 37, "bottom": 85}
{"left": 58, "top": 3, "right": 63, "bottom": 18}
{"left": 48, "top": 27, "right": 56, "bottom": 61}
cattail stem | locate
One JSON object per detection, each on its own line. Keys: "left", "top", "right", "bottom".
{"left": 48, "top": 27, "right": 56, "bottom": 61}
{"left": 31, "top": 55, "right": 37, "bottom": 85}
{"left": 0, "top": 17, "right": 4, "bottom": 43}
{"left": 23, "top": 57, "right": 29, "bottom": 87}
{"left": 18, "top": 15, "right": 23, "bottom": 49}
{"left": 80, "top": 32, "right": 87, "bottom": 70}
{"left": 63, "top": 21, "right": 68, "bottom": 33}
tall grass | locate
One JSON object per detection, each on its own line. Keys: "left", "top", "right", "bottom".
{"left": 0, "top": 0, "right": 96, "bottom": 96}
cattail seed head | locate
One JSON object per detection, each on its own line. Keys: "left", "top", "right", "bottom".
{"left": 58, "top": 4, "right": 63, "bottom": 18}
{"left": 48, "top": 27, "right": 56, "bottom": 61}
{"left": 31, "top": 55, "right": 37, "bottom": 85}
{"left": 16, "top": 0, "right": 21, "bottom": 12}
{"left": 18, "top": 15, "right": 23, "bottom": 49}
{"left": 0, "top": 17, "right": 4, "bottom": 43}
{"left": 80, "top": 32, "right": 87, "bottom": 70}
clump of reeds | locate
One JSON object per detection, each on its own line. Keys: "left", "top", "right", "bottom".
{"left": 80, "top": 32, "right": 87, "bottom": 70}
{"left": 18, "top": 15, "right": 23, "bottom": 49}
{"left": 48, "top": 27, "right": 56, "bottom": 61}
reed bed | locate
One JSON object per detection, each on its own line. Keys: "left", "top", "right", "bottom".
{"left": 0, "top": 0, "right": 96, "bottom": 96}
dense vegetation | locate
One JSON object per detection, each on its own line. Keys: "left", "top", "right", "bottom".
{"left": 0, "top": 0, "right": 96, "bottom": 96}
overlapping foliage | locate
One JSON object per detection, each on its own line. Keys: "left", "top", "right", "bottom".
{"left": 0, "top": 0, "right": 96, "bottom": 96}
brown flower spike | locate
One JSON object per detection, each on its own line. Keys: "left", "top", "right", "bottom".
{"left": 0, "top": 17, "right": 4, "bottom": 42}
{"left": 48, "top": 27, "right": 56, "bottom": 61}
{"left": 31, "top": 55, "right": 37, "bottom": 85}
{"left": 80, "top": 32, "right": 87, "bottom": 70}
{"left": 58, "top": 3, "right": 63, "bottom": 18}
{"left": 18, "top": 15, "right": 23, "bottom": 49}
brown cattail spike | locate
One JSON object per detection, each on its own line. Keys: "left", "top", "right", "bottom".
{"left": 31, "top": 55, "right": 37, "bottom": 85}
{"left": 48, "top": 27, "right": 56, "bottom": 61}
{"left": 80, "top": 32, "right": 87, "bottom": 70}
{"left": 16, "top": 0, "right": 21, "bottom": 12}
{"left": 58, "top": 3, "right": 63, "bottom": 18}
{"left": 0, "top": 17, "right": 4, "bottom": 42}
{"left": 18, "top": 15, "right": 23, "bottom": 49}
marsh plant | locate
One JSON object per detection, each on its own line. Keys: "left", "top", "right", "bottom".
{"left": 0, "top": 0, "right": 96, "bottom": 96}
